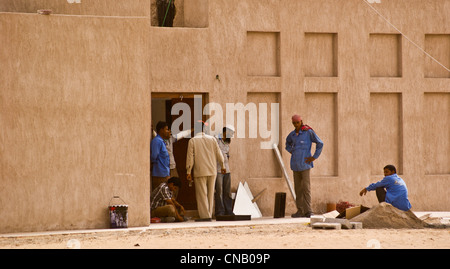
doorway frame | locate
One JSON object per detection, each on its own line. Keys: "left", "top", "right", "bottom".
{"left": 150, "top": 92, "right": 209, "bottom": 212}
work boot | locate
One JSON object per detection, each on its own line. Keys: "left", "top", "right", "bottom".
{"left": 304, "top": 212, "right": 313, "bottom": 218}
{"left": 291, "top": 211, "right": 303, "bottom": 218}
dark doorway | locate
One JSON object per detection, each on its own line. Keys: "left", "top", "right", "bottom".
{"left": 151, "top": 93, "right": 207, "bottom": 210}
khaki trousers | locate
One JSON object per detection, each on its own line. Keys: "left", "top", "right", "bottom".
{"left": 151, "top": 205, "right": 176, "bottom": 218}
{"left": 194, "top": 175, "right": 216, "bottom": 219}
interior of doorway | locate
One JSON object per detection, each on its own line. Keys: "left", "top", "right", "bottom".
{"left": 151, "top": 93, "right": 208, "bottom": 211}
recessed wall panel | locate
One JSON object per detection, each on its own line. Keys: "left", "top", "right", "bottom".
{"left": 424, "top": 34, "right": 450, "bottom": 78}
{"left": 424, "top": 93, "right": 450, "bottom": 174}
{"left": 304, "top": 93, "right": 338, "bottom": 176}
{"left": 370, "top": 34, "right": 402, "bottom": 77}
{"left": 247, "top": 32, "right": 281, "bottom": 77}
{"left": 246, "top": 92, "right": 281, "bottom": 178}
{"left": 370, "top": 93, "right": 403, "bottom": 175}
{"left": 304, "top": 33, "right": 338, "bottom": 77}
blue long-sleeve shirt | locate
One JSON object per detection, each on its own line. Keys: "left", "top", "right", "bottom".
{"left": 150, "top": 135, "right": 170, "bottom": 177}
{"left": 366, "top": 173, "right": 412, "bottom": 211}
{"left": 285, "top": 128, "right": 323, "bottom": 172}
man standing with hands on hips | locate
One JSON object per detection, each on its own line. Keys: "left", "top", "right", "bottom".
{"left": 285, "top": 115, "right": 324, "bottom": 218}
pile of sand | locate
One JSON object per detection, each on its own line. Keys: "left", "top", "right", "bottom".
{"left": 350, "top": 202, "right": 427, "bottom": 229}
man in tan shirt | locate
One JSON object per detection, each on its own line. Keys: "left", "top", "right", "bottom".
{"left": 186, "top": 122, "right": 226, "bottom": 220}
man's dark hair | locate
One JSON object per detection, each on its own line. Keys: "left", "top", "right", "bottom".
{"left": 384, "top": 164, "right": 397, "bottom": 174}
{"left": 156, "top": 121, "right": 168, "bottom": 134}
{"left": 221, "top": 127, "right": 232, "bottom": 143}
{"left": 168, "top": 177, "right": 181, "bottom": 188}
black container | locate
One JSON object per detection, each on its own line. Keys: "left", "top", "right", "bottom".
{"left": 273, "top": 192, "right": 286, "bottom": 218}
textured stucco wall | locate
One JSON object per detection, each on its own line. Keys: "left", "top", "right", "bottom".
{"left": 1, "top": 0, "right": 449, "bottom": 233}
{"left": 0, "top": 13, "right": 151, "bottom": 233}
{"left": 0, "top": 0, "right": 151, "bottom": 16}
{"left": 150, "top": 0, "right": 449, "bottom": 216}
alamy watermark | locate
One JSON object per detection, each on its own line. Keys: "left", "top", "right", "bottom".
{"left": 171, "top": 95, "right": 279, "bottom": 150}
{"left": 66, "top": 239, "right": 81, "bottom": 249}
{"left": 366, "top": 239, "right": 382, "bottom": 249}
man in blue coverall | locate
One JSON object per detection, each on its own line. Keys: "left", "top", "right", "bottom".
{"left": 150, "top": 121, "right": 171, "bottom": 191}
{"left": 359, "top": 164, "right": 412, "bottom": 211}
{"left": 285, "top": 115, "right": 324, "bottom": 218}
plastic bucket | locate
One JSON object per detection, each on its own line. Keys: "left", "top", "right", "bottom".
{"left": 109, "top": 196, "right": 128, "bottom": 228}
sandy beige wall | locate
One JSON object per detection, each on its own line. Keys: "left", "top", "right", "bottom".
{"left": 1, "top": 0, "right": 449, "bottom": 233}
{"left": 0, "top": 13, "right": 151, "bottom": 233}
{"left": 0, "top": 0, "right": 150, "bottom": 16}
{"left": 168, "top": 0, "right": 449, "bottom": 215}
{"left": 150, "top": 0, "right": 449, "bottom": 215}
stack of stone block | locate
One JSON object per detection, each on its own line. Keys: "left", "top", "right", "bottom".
{"left": 310, "top": 216, "right": 363, "bottom": 230}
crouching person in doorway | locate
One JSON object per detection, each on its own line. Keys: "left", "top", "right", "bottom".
{"left": 151, "top": 177, "right": 186, "bottom": 222}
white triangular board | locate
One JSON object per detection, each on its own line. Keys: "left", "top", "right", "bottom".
{"left": 233, "top": 182, "right": 262, "bottom": 218}
{"left": 252, "top": 201, "right": 262, "bottom": 218}
{"left": 243, "top": 182, "right": 254, "bottom": 199}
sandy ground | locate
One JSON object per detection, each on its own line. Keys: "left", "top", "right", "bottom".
{"left": 1, "top": 222, "right": 449, "bottom": 249}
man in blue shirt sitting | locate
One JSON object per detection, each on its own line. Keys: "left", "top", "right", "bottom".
{"left": 151, "top": 121, "right": 171, "bottom": 191}
{"left": 359, "top": 164, "right": 412, "bottom": 211}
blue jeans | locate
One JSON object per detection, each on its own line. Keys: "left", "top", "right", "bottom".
{"left": 215, "top": 173, "right": 233, "bottom": 215}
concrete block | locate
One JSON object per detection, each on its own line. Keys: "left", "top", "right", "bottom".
{"left": 310, "top": 216, "right": 325, "bottom": 225}
{"left": 350, "top": 222, "right": 363, "bottom": 229}
{"left": 312, "top": 222, "right": 341, "bottom": 230}
{"left": 325, "top": 218, "right": 352, "bottom": 229}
